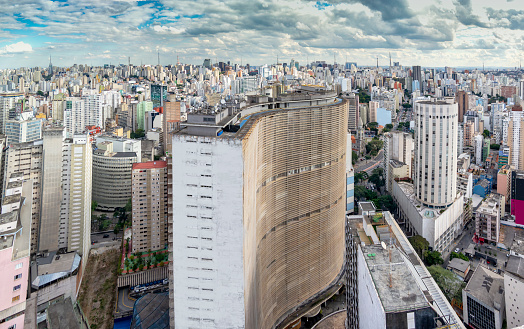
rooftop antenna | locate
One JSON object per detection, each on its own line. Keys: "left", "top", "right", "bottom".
{"left": 377, "top": 57, "right": 379, "bottom": 69}
{"left": 277, "top": 54, "right": 279, "bottom": 66}
{"left": 389, "top": 52, "right": 392, "bottom": 70}
{"left": 128, "top": 56, "right": 130, "bottom": 67}
{"left": 158, "top": 51, "right": 160, "bottom": 66}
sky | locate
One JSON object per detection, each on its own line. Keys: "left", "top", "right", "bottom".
{"left": 0, "top": 0, "right": 523, "bottom": 69}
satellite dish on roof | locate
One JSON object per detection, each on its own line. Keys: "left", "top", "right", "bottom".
{"left": 381, "top": 241, "right": 387, "bottom": 250}
{"left": 221, "top": 99, "right": 226, "bottom": 104}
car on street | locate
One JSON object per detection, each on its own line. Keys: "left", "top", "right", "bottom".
{"left": 103, "top": 234, "right": 110, "bottom": 238}
{"left": 454, "top": 248, "right": 460, "bottom": 253}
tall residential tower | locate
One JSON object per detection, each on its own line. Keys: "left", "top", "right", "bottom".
{"left": 172, "top": 90, "right": 348, "bottom": 329}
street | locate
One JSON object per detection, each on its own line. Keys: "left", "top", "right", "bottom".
{"left": 91, "top": 231, "right": 121, "bottom": 245}
{"left": 442, "top": 225, "right": 508, "bottom": 273}
{"left": 354, "top": 149, "right": 383, "bottom": 173}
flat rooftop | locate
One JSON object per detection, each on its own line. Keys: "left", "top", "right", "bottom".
{"left": 417, "top": 100, "right": 455, "bottom": 105}
{"left": 359, "top": 202, "right": 376, "bottom": 212}
{"left": 506, "top": 256, "right": 524, "bottom": 280}
{"left": 464, "top": 264, "right": 504, "bottom": 310}
{"left": 397, "top": 182, "right": 447, "bottom": 220}
{"left": 362, "top": 244, "right": 429, "bottom": 313}
{"left": 511, "top": 230, "right": 524, "bottom": 258}
{"left": 447, "top": 258, "right": 470, "bottom": 273}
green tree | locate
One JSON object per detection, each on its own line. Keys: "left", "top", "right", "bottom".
{"left": 385, "top": 124, "right": 393, "bottom": 130}
{"left": 428, "top": 265, "right": 464, "bottom": 302}
{"left": 37, "top": 90, "right": 44, "bottom": 96}
{"left": 450, "top": 252, "right": 469, "bottom": 261}
{"left": 91, "top": 201, "right": 98, "bottom": 211}
{"left": 130, "top": 129, "right": 145, "bottom": 139}
{"left": 355, "top": 171, "right": 368, "bottom": 184}
{"left": 125, "top": 198, "right": 132, "bottom": 213}
{"left": 377, "top": 195, "right": 396, "bottom": 211}
{"left": 490, "top": 144, "right": 500, "bottom": 150}
{"left": 358, "top": 90, "right": 371, "bottom": 104}
{"left": 369, "top": 167, "right": 385, "bottom": 188}
{"left": 423, "top": 250, "right": 444, "bottom": 266}
{"left": 483, "top": 129, "right": 490, "bottom": 139}
{"left": 352, "top": 151, "right": 358, "bottom": 165}
{"left": 408, "top": 235, "right": 430, "bottom": 257}
{"left": 366, "top": 139, "right": 384, "bottom": 156}
{"left": 402, "top": 103, "right": 412, "bottom": 109}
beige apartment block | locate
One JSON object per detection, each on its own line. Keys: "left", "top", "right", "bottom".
{"left": 131, "top": 160, "right": 168, "bottom": 253}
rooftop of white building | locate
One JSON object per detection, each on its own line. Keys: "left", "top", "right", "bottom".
{"left": 464, "top": 264, "right": 504, "bottom": 311}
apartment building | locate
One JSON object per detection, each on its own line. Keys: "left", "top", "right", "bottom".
{"left": 131, "top": 160, "right": 168, "bottom": 253}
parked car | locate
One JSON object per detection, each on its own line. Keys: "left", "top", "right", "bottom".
{"left": 454, "top": 248, "right": 460, "bottom": 253}
{"left": 103, "top": 234, "right": 109, "bottom": 238}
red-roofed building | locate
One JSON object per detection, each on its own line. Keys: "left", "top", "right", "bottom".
{"left": 132, "top": 160, "right": 167, "bottom": 170}
{"left": 131, "top": 160, "right": 168, "bottom": 252}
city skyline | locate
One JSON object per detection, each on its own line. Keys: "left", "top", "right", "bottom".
{"left": 1, "top": 0, "right": 523, "bottom": 69}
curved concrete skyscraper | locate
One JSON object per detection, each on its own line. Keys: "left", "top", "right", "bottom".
{"left": 171, "top": 90, "right": 348, "bottom": 329}
{"left": 414, "top": 99, "right": 458, "bottom": 208}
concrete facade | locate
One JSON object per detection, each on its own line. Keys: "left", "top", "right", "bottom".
{"left": 172, "top": 136, "right": 245, "bottom": 329}
{"left": 505, "top": 256, "right": 524, "bottom": 328}
{"left": 172, "top": 95, "right": 347, "bottom": 329}
{"left": 413, "top": 99, "right": 458, "bottom": 208}
{"left": 391, "top": 180, "right": 463, "bottom": 251}
{"left": 62, "top": 136, "right": 92, "bottom": 259}
{"left": 39, "top": 127, "right": 64, "bottom": 252}
{"left": 0, "top": 176, "right": 32, "bottom": 329}
{"left": 92, "top": 148, "right": 136, "bottom": 210}
{"left": 463, "top": 264, "right": 505, "bottom": 329}
{"left": 131, "top": 160, "right": 168, "bottom": 252}
{"left": 4, "top": 141, "right": 43, "bottom": 253}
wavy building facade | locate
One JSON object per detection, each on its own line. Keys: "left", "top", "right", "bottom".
{"left": 171, "top": 90, "right": 348, "bottom": 329}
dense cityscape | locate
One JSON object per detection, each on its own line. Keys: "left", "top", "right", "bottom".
{"left": 2, "top": 1, "right": 524, "bottom": 329}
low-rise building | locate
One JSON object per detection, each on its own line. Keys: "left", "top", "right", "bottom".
{"left": 447, "top": 258, "right": 470, "bottom": 279}
{"left": 463, "top": 264, "right": 505, "bottom": 329}
{"left": 391, "top": 180, "right": 464, "bottom": 252}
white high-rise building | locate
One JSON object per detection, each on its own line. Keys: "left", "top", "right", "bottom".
{"left": 64, "top": 98, "right": 85, "bottom": 138}
{"left": 0, "top": 92, "right": 24, "bottom": 134}
{"left": 505, "top": 256, "right": 524, "bottom": 328}
{"left": 474, "top": 134, "right": 484, "bottom": 165}
{"left": 60, "top": 134, "right": 92, "bottom": 263}
{"left": 507, "top": 109, "right": 524, "bottom": 170}
{"left": 82, "top": 93, "right": 103, "bottom": 128}
{"left": 414, "top": 99, "right": 458, "bottom": 208}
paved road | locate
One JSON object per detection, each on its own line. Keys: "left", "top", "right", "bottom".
{"left": 443, "top": 225, "right": 509, "bottom": 272}
{"left": 443, "top": 225, "right": 475, "bottom": 267}
{"left": 116, "top": 287, "right": 136, "bottom": 313}
{"left": 91, "top": 231, "right": 121, "bottom": 244}
{"left": 354, "top": 149, "right": 384, "bottom": 173}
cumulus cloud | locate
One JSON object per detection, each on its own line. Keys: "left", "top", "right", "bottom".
{"left": 0, "top": 0, "right": 523, "bottom": 67}
{"left": 0, "top": 41, "right": 32, "bottom": 55}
